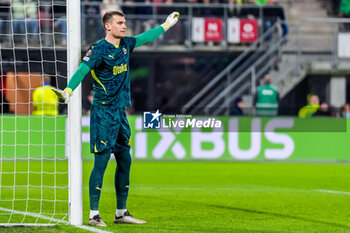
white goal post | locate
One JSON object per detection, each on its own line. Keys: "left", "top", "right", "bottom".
{"left": 67, "top": 0, "right": 83, "bottom": 226}
{"left": 0, "top": 0, "right": 83, "bottom": 226}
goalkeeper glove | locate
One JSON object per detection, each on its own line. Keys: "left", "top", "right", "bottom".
{"left": 161, "top": 12, "right": 180, "bottom": 32}
{"left": 52, "top": 88, "right": 72, "bottom": 104}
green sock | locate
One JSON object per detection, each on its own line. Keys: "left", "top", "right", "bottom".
{"left": 114, "top": 149, "right": 132, "bottom": 209}
{"left": 89, "top": 150, "right": 111, "bottom": 210}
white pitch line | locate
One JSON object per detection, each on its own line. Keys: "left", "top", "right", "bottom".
{"left": 0, "top": 207, "right": 113, "bottom": 233}
{"left": 316, "top": 189, "right": 350, "bottom": 195}
{"left": 72, "top": 224, "right": 114, "bottom": 233}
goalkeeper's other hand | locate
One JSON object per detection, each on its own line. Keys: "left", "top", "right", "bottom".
{"left": 52, "top": 88, "right": 72, "bottom": 104}
{"left": 161, "top": 12, "right": 180, "bottom": 32}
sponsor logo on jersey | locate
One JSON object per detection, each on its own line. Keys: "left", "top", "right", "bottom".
{"left": 123, "top": 48, "right": 127, "bottom": 55}
{"left": 113, "top": 64, "right": 127, "bottom": 75}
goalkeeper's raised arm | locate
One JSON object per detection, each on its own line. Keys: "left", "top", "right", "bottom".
{"left": 52, "top": 11, "right": 180, "bottom": 104}
{"left": 134, "top": 12, "right": 179, "bottom": 48}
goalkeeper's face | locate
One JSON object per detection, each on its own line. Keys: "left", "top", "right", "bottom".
{"left": 105, "top": 15, "right": 127, "bottom": 39}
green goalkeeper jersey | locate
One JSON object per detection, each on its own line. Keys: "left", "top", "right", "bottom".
{"left": 82, "top": 37, "right": 136, "bottom": 108}
{"left": 65, "top": 26, "right": 165, "bottom": 103}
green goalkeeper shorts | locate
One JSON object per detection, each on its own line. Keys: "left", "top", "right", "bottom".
{"left": 90, "top": 105, "right": 131, "bottom": 154}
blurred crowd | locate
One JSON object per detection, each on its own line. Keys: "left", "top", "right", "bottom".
{"left": 0, "top": 0, "right": 66, "bottom": 45}
{"left": 1, "top": 0, "right": 348, "bottom": 46}
{"left": 0, "top": 0, "right": 286, "bottom": 45}
{"left": 84, "top": 0, "right": 279, "bottom": 5}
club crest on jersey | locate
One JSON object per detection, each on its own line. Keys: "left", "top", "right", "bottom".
{"left": 123, "top": 48, "right": 127, "bottom": 55}
{"left": 86, "top": 49, "right": 92, "bottom": 56}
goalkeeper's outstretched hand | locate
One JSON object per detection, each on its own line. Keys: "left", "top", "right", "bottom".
{"left": 161, "top": 12, "right": 180, "bottom": 32}
{"left": 52, "top": 88, "right": 72, "bottom": 104}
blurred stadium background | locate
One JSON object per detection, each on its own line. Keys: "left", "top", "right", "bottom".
{"left": 0, "top": 0, "right": 350, "bottom": 232}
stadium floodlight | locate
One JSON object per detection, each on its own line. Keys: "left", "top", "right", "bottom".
{"left": 0, "top": 0, "right": 82, "bottom": 226}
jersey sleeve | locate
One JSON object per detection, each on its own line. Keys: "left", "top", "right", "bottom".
{"left": 123, "top": 37, "right": 136, "bottom": 53}
{"left": 134, "top": 26, "right": 164, "bottom": 48}
{"left": 66, "top": 63, "right": 91, "bottom": 92}
{"left": 82, "top": 45, "right": 103, "bottom": 69}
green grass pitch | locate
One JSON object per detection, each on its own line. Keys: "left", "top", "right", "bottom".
{"left": 1, "top": 161, "right": 350, "bottom": 232}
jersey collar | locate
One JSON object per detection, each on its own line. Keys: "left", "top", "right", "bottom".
{"left": 103, "top": 38, "right": 122, "bottom": 49}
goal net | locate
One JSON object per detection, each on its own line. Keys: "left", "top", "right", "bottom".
{"left": 0, "top": 0, "right": 78, "bottom": 226}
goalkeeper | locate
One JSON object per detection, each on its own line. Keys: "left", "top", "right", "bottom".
{"left": 53, "top": 11, "right": 179, "bottom": 226}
